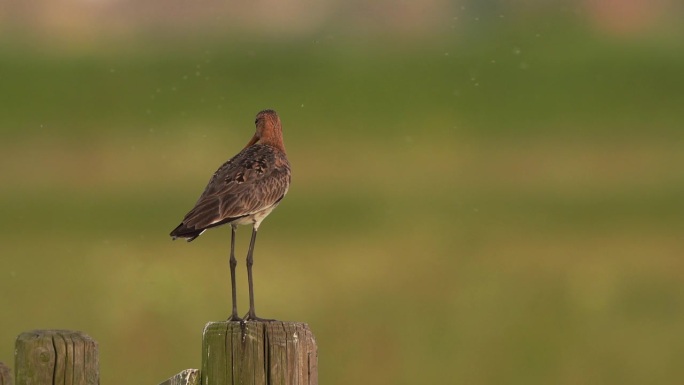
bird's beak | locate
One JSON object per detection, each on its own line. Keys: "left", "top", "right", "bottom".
{"left": 244, "top": 134, "right": 259, "bottom": 148}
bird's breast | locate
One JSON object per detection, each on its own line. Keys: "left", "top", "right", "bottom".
{"left": 232, "top": 202, "right": 280, "bottom": 229}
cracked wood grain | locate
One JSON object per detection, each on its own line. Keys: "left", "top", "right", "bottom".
{"left": 202, "top": 321, "right": 317, "bottom": 385}
{"left": 14, "top": 330, "right": 98, "bottom": 385}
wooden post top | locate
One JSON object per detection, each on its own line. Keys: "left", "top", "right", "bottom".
{"left": 203, "top": 320, "right": 318, "bottom": 385}
{"left": 15, "top": 329, "right": 99, "bottom": 385}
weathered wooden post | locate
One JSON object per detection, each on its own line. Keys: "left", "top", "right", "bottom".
{"left": 14, "top": 330, "right": 98, "bottom": 385}
{"left": 202, "top": 321, "right": 317, "bottom": 385}
{"left": 0, "top": 362, "right": 11, "bottom": 385}
{"left": 159, "top": 369, "right": 200, "bottom": 385}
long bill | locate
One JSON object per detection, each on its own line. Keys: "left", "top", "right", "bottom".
{"left": 244, "top": 134, "right": 259, "bottom": 149}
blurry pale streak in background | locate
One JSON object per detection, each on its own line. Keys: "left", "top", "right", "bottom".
{"left": 1, "top": 0, "right": 679, "bottom": 40}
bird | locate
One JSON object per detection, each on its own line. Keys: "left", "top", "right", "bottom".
{"left": 170, "top": 109, "right": 291, "bottom": 321}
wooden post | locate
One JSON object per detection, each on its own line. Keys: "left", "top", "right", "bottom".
{"left": 0, "top": 362, "right": 11, "bottom": 385}
{"left": 15, "top": 330, "right": 98, "bottom": 385}
{"left": 159, "top": 369, "right": 200, "bottom": 385}
{"left": 202, "top": 321, "right": 318, "bottom": 385}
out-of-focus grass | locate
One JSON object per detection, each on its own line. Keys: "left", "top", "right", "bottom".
{"left": 2, "top": 23, "right": 683, "bottom": 139}
{"left": 1, "top": 23, "right": 683, "bottom": 385}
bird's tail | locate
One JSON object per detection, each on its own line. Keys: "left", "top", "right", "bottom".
{"left": 170, "top": 223, "right": 204, "bottom": 242}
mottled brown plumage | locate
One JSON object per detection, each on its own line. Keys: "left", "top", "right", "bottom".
{"left": 170, "top": 109, "right": 290, "bottom": 321}
{"left": 170, "top": 110, "right": 290, "bottom": 241}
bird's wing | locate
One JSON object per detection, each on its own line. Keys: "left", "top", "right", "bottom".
{"left": 180, "top": 144, "right": 290, "bottom": 231}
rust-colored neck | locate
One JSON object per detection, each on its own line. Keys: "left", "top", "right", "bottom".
{"left": 248, "top": 110, "right": 286, "bottom": 153}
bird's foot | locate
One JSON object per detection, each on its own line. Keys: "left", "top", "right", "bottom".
{"left": 227, "top": 312, "right": 243, "bottom": 322}
{"left": 242, "top": 311, "right": 277, "bottom": 322}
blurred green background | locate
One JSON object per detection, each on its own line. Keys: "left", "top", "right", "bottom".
{"left": 1, "top": 0, "right": 683, "bottom": 384}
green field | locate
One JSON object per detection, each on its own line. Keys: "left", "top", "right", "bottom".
{"left": 1, "top": 19, "right": 683, "bottom": 385}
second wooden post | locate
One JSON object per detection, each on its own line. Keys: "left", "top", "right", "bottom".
{"left": 202, "top": 321, "right": 317, "bottom": 385}
{"left": 14, "top": 330, "right": 98, "bottom": 385}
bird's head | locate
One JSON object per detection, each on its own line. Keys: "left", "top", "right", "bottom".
{"left": 245, "top": 109, "right": 285, "bottom": 152}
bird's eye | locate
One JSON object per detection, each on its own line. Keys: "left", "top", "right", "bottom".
{"left": 255, "top": 119, "right": 259, "bottom": 124}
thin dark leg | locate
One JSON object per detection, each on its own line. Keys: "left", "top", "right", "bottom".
{"left": 227, "top": 225, "right": 241, "bottom": 321}
{"left": 244, "top": 228, "right": 274, "bottom": 321}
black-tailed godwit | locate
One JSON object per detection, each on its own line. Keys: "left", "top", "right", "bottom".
{"left": 170, "top": 109, "right": 291, "bottom": 321}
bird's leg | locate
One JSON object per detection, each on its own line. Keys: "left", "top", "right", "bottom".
{"left": 243, "top": 227, "right": 275, "bottom": 322}
{"left": 227, "top": 225, "right": 241, "bottom": 322}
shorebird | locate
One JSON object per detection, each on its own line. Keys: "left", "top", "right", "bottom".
{"left": 170, "top": 109, "right": 291, "bottom": 321}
